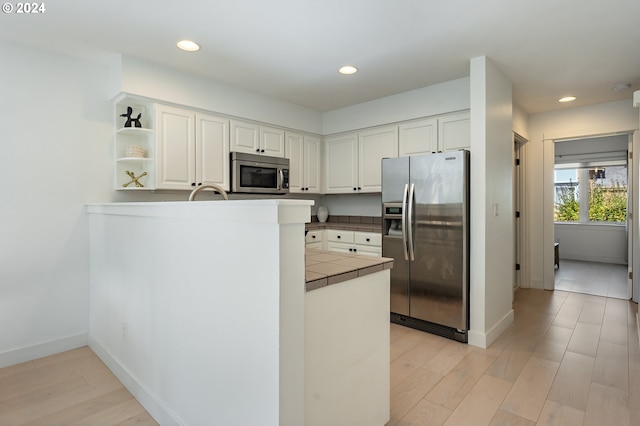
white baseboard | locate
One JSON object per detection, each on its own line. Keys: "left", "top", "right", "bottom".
{"left": 0, "top": 333, "right": 88, "bottom": 368}
{"left": 561, "top": 254, "right": 626, "bottom": 265}
{"left": 468, "top": 309, "right": 515, "bottom": 349}
{"left": 88, "top": 336, "right": 182, "bottom": 426}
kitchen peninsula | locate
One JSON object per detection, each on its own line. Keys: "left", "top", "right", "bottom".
{"left": 87, "top": 200, "right": 391, "bottom": 426}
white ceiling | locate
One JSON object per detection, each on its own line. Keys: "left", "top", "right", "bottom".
{"left": 2, "top": 0, "right": 639, "bottom": 114}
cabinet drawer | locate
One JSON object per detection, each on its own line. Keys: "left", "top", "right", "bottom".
{"left": 305, "top": 230, "right": 324, "bottom": 244}
{"left": 354, "top": 232, "right": 381, "bottom": 247}
{"left": 327, "top": 230, "right": 354, "bottom": 243}
{"left": 326, "top": 241, "right": 353, "bottom": 254}
{"left": 354, "top": 245, "right": 382, "bottom": 257}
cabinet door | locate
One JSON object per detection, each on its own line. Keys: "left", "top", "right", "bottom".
{"left": 197, "top": 113, "right": 230, "bottom": 190}
{"left": 327, "top": 230, "right": 355, "bottom": 244}
{"left": 354, "top": 245, "right": 382, "bottom": 257}
{"left": 156, "top": 104, "right": 195, "bottom": 190}
{"left": 304, "top": 135, "right": 322, "bottom": 193}
{"left": 354, "top": 232, "right": 382, "bottom": 247}
{"left": 260, "top": 126, "right": 285, "bottom": 157}
{"left": 305, "top": 229, "right": 325, "bottom": 250}
{"left": 285, "top": 132, "right": 304, "bottom": 193}
{"left": 230, "top": 120, "right": 260, "bottom": 154}
{"left": 439, "top": 111, "right": 470, "bottom": 152}
{"left": 324, "top": 133, "right": 358, "bottom": 193}
{"left": 399, "top": 118, "right": 437, "bottom": 156}
{"left": 358, "top": 126, "right": 398, "bottom": 192}
{"left": 326, "top": 242, "right": 354, "bottom": 254}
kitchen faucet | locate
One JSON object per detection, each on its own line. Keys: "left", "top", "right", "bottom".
{"left": 188, "top": 184, "right": 229, "bottom": 201}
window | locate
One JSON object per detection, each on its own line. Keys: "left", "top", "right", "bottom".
{"left": 554, "top": 165, "right": 627, "bottom": 223}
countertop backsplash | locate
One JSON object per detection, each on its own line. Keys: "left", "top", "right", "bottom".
{"left": 306, "top": 215, "right": 382, "bottom": 233}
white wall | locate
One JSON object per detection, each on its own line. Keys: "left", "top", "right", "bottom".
{"left": 0, "top": 41, "right": 114, "bottom": 365}
{"left": 555, "top": 224, "right": 627, "bottom": 264}
{"left": 116, "top": 55, "right": 324, "bottom": 135}
{"left": 513, "top": 103, "right": 529, "bottom": 140}
{"left": 322, "top": 77, "right": 470, "bottom": 135}
{"left": 468, "top": 56, "right": 514, "bottom": 348}
{"left": 320, "top": 194, "right": 382, "bottom": 217}
{"left": 525, "top": 99, "right": 638, "bottom": 290}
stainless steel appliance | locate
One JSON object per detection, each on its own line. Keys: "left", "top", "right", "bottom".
{"left": 231, "top": 152, "right": 289, "bottom": 194}
{"left": 382, "top": 150, "right": 470, "bottom": 342}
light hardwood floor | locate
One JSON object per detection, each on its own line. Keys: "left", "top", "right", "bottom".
{"left": 388, "top": 288, "right": 640, "bottom": 425}
{"left": 1, "top": 289, "right": 638, "bottom": 425}
{"left": 0, "top": 347, "right": 158, "bottom": 425}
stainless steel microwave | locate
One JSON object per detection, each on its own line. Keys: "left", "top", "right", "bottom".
{"left": 231, "top": 152, "right": 290, "bottom": 194}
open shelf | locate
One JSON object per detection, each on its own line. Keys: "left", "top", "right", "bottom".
{"left": 114, "top": 97, "right": 155, "bottom": 190}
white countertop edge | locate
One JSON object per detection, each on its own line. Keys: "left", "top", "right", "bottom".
{"left": 86, "top": 199, "right": 314, "bottom": 224}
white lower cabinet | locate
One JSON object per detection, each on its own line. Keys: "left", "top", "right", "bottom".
{"left": 326, "top": 230, "right": 382, "bottom": 256}
{"left": 354, "top": 232, "right": 383, "bottom": 256}
{"left": 305, "top": 229, "right": 325, "bottom": 250}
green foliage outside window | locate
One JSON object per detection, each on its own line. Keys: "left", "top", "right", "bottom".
{"left": 589, "top": 180, "right": 627, "bottom": 222}
{"left": 555, "top": 179, "right": 627, "bottom": 223}
{"left": 555, "top": 183, "right": 579, "bottom": 221}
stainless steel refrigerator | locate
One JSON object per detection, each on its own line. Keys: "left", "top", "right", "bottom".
{"left": 382, "top": 150, "right": 470, "bottom": 342}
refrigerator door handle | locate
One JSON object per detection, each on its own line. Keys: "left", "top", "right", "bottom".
{"left": 407, "top": 182, "right": 415, "bottom": 261}
{"left": 401, "top": 183, "right": 409, "bottom": 261}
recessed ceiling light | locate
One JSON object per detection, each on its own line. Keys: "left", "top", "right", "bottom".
{"left": 558, "top": 96, "right": 576, "bottom": 103}
{"left": 177, "top": 40, "right": 200, "bottom": 52}
{"left": 338, "top": 65, "right": 358, "bottom": 75}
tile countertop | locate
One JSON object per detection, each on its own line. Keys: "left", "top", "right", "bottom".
{"left": 305, "top": 248, "right": 393, "bottom": 292}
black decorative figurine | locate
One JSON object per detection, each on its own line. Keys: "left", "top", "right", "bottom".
{"left": 120, "top": 106, "right": 142, "bottom": 128}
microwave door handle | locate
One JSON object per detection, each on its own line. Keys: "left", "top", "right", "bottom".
{"left": 278, "top": 168, "right": 284, "bottom": 190}
{"left": 401, "top": 183, "right": 409, "bottom": 261}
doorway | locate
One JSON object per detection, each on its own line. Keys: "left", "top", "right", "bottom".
{"left": 552, "top": 134, "right": 632, "bottom": 299}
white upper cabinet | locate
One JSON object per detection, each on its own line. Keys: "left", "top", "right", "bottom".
{"left": 231, "top": 120, "right": 285, "bottom": 157}
{"left": 197, "top": 113, "right": 230, "bottom": 190}
{"left": 303, "top": 135, "right": 322, "bottom": 193}
{"left": 325, "top": 125, "right": 398, "bottom": 193}
{"left": 324, "top": 133, "right": 359, "bottom": 193}
{"left": 155, "top": 104, "right": 229, "bottom": 191}
{"left": 439, "top": 111, "right": 470, "bottom": 152}
{"left": 286, "top": 132, "right": 322, "bottom": 193}
{"left": 156, "top": 104, "right": 196, "bottom": 190}
{"left": 398, "top": 111, "right": 470, "bottom": 156}
{"left": 399, "top": 118, "right": 437, "bottom": 156}
{"left": 286, "top": 132, "right": 304, "bottom": 192}
{"left": 230, "top": 120, "right": 259, "bottom": 154}
{"left": 260, "top": 125, "right": 286, "bottom": 157}
{"left": 358, "top": 126, "right": 398, "bottom": 192}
